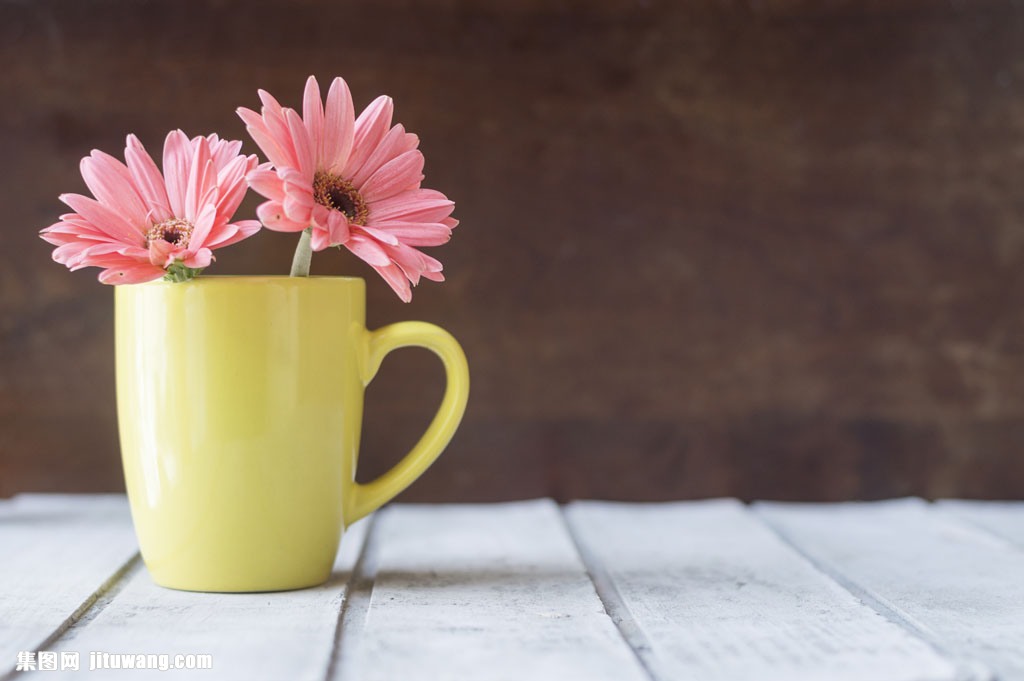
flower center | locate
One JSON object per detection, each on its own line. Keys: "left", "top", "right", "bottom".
{"left": 313, "top": 172, "right": 368, "bottom": 225}
{"left": 146, "top": 219, "right": 193, "bottom": 247}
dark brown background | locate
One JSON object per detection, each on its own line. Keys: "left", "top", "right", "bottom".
{"left": 2, "top": 0, "right": 1023, "bottom": 502}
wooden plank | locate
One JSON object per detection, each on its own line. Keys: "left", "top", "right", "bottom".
{"left": 40, "top": 516, "right": 372, "bottom": 680}
{"left": 758, "top": 499, "right": 1024, "bottom": 681}
{"left": 333, "top": 500, "right": 649, "bottom": 681}
{"left": 938, "top": 500, "right": 1024, "bottom": 549}
{"left": 565, "top": 499, "right": 957, "bottom": 681}
{"left": 0, "top": 495, "right": 139, "bottom": 677}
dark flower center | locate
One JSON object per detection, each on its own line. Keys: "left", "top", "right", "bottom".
{"left": 313, "top": 171, "right": 368, "bottom": 225}
{"left": 146, "top": 219, "right": 193, "bottom": 247}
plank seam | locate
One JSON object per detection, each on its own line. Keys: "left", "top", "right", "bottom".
{"left": 751, "top": 505, "right": 994, "bottom": 681}
{"left": 325, "top": 512, "right": 382, "bottom": 681}
{"left": 559, "top": 505, "right": 660, "bottom": 681}
{"left": 0, "top": 553, "right": 141, "bottom": 681}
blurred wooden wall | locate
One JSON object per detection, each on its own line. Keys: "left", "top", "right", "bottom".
{"left": 3, "top": 0, "right": 1024, "bottom": 501}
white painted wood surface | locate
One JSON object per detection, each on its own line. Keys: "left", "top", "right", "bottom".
{"left": 335, "top": 500, "right": 648, "bottom": 681}
{"left": 0, "top": 495, "right": 138, "bottom": 678}
{"left": 938, "top": 500, "right": 1024, "bottom": 548}
{"left": 1, "top": 495, "right": 1022, "bottom": 681}
{"left": 566, "top": 499, "right": 956, "bottom": 681}
{"left": 758, "top": 498, "right": 1024, "bottom": 681}
{"left": 46, "top": 518, "right": 369, "bottom": 681}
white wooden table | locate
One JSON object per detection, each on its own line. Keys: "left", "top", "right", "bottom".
{"left": 2, "top": 496, "right": 1023, "bottom": 680}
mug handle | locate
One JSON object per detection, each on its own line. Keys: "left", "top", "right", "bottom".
{"left": 345, "top": 321, "right": 470, "bottom": 525}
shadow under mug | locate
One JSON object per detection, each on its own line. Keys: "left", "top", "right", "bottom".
{"left": 115, "top": 276, "right": 469, "bottom": 592}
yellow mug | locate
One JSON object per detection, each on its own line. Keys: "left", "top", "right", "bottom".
{"left": 115, "top": 276, "right": 469, "bottom": 592}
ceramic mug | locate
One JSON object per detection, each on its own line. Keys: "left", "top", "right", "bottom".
{"left": 115, "top": 276, "right": 469, "bottom": 592}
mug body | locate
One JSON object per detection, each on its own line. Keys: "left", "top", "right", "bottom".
{"left": 115, "top": 276, "right": 365, "bottom": 592}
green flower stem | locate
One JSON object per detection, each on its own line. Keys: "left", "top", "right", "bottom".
{"left": 290, "top": 228, "right": 313, "bottom": 277}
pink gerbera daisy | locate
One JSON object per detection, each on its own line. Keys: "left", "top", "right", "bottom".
{"left": 237, "top": 75, "right": 457, "bottom": 302}
{"left": 40, "top": 131, "right": 261, "bottom": 284}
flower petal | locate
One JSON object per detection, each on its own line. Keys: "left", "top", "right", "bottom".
{"left": 386, "top": 242, "right": 428, "bottom": 285}
{"left": 98, "top": 263, "right": 166, "bottom": 284}
{"left": 303, "top": 75, "right": 325, "bottom": 167}
{"left": 371, "top": 221, "right": 452, "bottom": 246}
{"left": 184, "top": 136, "right": 215, "bottom": 222}
{"left": 258, "top": 88, "right": 286, "bottom": 118}
{"left": 377, "top": 242, "right": 445, "bottom": 290}
{"left": 350, "top": 124, "right": 419, "bottom": 188}
{"left": 258, "top": 89, "right": 299, "bottom": 168}
{"left": 183, "top": 247, "right": 213, "bottom": 269}
{"left": 360, "top": 150, "right": 424, "bottom": 203}
{"left": 59, "top": 193, "right": 142, "bottom": 246}
{"left": 283, "top": 189, "right": 314, "bottom": 225}
{"left": 368, "top": 188, "right": 455, "bottom": 223}
{"left": 279, "top": 166, "right": 313, "bottom": 196}
{"left": 80, "top": 150, "right": 149, "bottom": 227}
{"left": 356, "top": 224, "right": 400, "bottom": 246}
{"left": 372, "top": 262, "right": 413, "bottom": 302}
{"left": 205, "top": 219, "right": 262, "bottom": 249}
{"left": 323, "top": 77, "right": 355, "bottom": 173}
{"left": 53, "top": 241, "right": 97, "bottom": 268}
{"left": 246, "top": 164, "right": 286, "bottom": 201}
{"left": 312, "top": 204, "right": 331, "bottom": 230}
{"left": 214, "top": 154, "right": 257, "bottom": 219}
{"left": 345, "top": 233, "right": 391, "bottom": 266}
{"left": 60, "top": 241, "right": 145, "bottom": 271}
{"left": 310, "top": 227, "right": 331, "bottom": 252}
{"left": 327, "top": 209, "right": 351, "bottom": 245}
{"left": 148, "top": 238, "right": 175, "bottom": 267}
{"left": 162, "top": 130, "right": 192, "bottom": 218}
{"left": 237, "top": 108, "right": 293, "bottom": 170}
{"left": 188, "top": 200, "right": 218, "bottom": 251}
{"left": 341, "top": 95, "right": 392, "bottom": 178}
{"left": 125, "top": 135, "right": 173, "bottom": 223}
{"left": 256, "top": 200, "right": 309, "bottom": 232}
{"left": 208, "top": 137, "right": 243, "bottom": 172}
{"left": 284, "top": 108, "right": 315, "bottom": 180}
{"left": 40, "top": 215, "right": 109, "bottom": 245}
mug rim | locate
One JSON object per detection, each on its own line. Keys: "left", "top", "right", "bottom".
{"left": 123, "top": 275, "right": 365, "bottom": 286}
